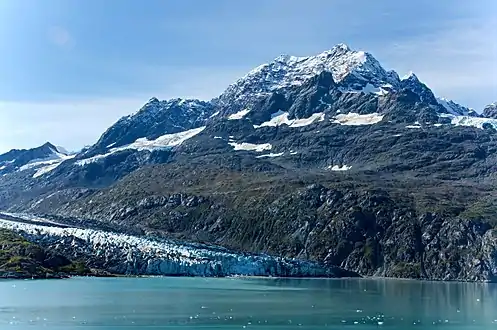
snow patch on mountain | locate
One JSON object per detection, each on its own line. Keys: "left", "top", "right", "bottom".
{"left": 54, "top": 146, "right": 69, "bottom": 154}
{"left": 117, "top": 126, "right": 206, "bottom": 151}
{"left": 16, "top": 148, "right": 75, "bottom": 177}
{"left": 401, "top": 71, "right": 416, "bottom": 80}
{"left": 256, "top": 152, "right": 284, "bottom": 158}
{"left": 254, "top": 111, "right": 325, "bottom": 128}
{"left": 339, "top": 83, "right": 390, "bottom": 96}
{"left": 75, "top": 153, "right": 113, "bottom": 166}
{"left": 406, "top": 124, "right": 422, "bottom": 129}
{"left": 332, "top": 113, "right": 384, "bottom": 126}
{"left": 76, "top": 127, "right": 206, "bottom": 166}
{"left": 228, "top": 109, "right": 250, "bottom": 120}
{"left": 228, "top": 142, "right": 272, "bottom": 152}
{"left": 328, "top": 165, "right": 352, "bottom": 171}
{"left": 31, "top": 155, "right": 76, "bottom": 178}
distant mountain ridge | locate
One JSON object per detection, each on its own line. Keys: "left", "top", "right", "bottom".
{"left": 0, "top": 142, "right": 73, "bottom": 178}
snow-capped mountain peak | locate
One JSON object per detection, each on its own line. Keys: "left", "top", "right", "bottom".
{"left": 401, "top": 71, "right": 418, "bottom": 81}
{"left": 217, "top": 44, "right": 399, "bottom": 114}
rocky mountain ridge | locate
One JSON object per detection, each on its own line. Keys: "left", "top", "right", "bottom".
{"left": 1, "top": 44, "right": 497, "bottom": 281}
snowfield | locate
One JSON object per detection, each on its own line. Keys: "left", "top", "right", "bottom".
{"left": 228, "top": 142, "right": 272, "bottom": 152}
{"left": 440, "top": 114, "right": 497, "bottom": 130}
{"left": 254, "top": 111, "right": 326, "bottom": 129}
{"left": 76, "top": 126, "right": 206, "bottom": 166}
{"left": 332, "top": 113, "right": 384, "bottom": 126}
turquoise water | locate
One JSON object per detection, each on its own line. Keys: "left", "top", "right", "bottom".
{"left": 0, "top": 277, "right": 496, "bottom": 329}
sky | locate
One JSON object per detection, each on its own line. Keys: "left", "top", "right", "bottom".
{"left": 0, "top": 0, "right": 496, "bottom": 153}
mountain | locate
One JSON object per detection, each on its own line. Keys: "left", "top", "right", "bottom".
{"left": 1, "top": 44, "right": 497, "bottom": 282}
{"left": 215, "top": 44, "right": 400, "bottom": 115}
{"left": 0, "top": 142, "right": 74, "bottom": 178}
{"left": 483, "top": 102, "right": 497, "bottom": 118}
{"left": 86, "top": 98, "right": 214, "bottom": 155}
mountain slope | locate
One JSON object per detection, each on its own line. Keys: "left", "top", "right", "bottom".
{"left": 483, "top": 102, "right": 497, "bottom": 118}
{"left": 87, "top": 98, "right": 215, "bottom": 155}
{"left": 1, "top": 44, "right": 497, "bottom": 281}
{"left": 0, "top": 142, "right": 74, "bottom": 178}
{"left": 0, "top": 228, "right": 92, "bottom": 279}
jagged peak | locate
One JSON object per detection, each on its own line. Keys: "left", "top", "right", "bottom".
{"left": 273, "top": 43, "right": 354, "bottom": 64}
{"left": 222, "top": 43, "right": 395, "bottom": 107}
{"left": 401, "top": 71, "right": 419, "bottom": 81}
{"left": 128, "top": 97, "right": 209, "bottom": 119}
{"left": 40, "top": 142, "right": 57, "bottom": 150}
{"left": 146, "top": 97, "right": 160, "bottom": 104}
{"left": 335, "top": 43, "right": 351, "bottom": 51}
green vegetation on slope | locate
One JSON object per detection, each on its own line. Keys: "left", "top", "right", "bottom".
{"left": 0, "top": 228, "right": 90, "bottom": 279}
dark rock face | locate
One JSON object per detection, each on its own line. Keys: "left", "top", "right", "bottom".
{"left": 399, "top": 73, "right": 438, "bottom": 105}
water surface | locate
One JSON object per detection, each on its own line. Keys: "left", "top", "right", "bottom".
{"left": 1, "top": 277, "right": 496, "bottom": 329}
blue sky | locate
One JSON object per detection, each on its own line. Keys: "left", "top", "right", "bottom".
{"left": 0, "top": 0, "right": 496, "bottom": 152}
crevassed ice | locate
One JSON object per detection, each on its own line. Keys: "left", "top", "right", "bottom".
{"left": 254, "top": 111, "right": 325, "bottom": 128}
{"left": 440, "top": 114, "right": 497, "bottom": 130}
{"left": 228, "top": 109, "right": 250, "bottom": 120}
{"left": 332, "top": 113, "right": 384, "bottom": 126}
{"left": 228, "top": 142, "right": 272, "bottom": 152}
{"left": 76, "top": 126, "right": 206, "bottom": 166}
{"left": 18, "top": 154, "right": 76, "bottom": 178}
{"left": 0, "top": 217, "right": 332, "bottom": 277}
{"left": 33, "top": 163, "right": 63, "bottom": 178}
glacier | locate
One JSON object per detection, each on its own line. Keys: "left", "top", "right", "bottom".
{"left": 0, "top": 216, "right": 347, "bottom": 278}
